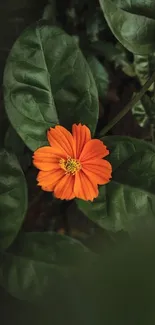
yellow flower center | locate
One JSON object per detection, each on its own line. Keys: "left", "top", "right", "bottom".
{"left": 59, "top": 157, "right": 81, "bottom": 175}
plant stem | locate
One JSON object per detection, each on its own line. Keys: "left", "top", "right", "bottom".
{"left": 100, "top": 71, "right": 155, "bottom": 137}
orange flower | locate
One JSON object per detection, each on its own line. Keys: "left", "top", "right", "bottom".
{"left": 33, "top": 124, "right": 112, "bottom": 201}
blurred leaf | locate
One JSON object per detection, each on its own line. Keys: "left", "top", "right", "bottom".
{"left": 86, "top": 8, "right": 107, "bottom": 42}
{"left": 87, "top": 55, "right": 109, "bottom": 100}
{"left": 132, "top": 96, "right": 149, "bottom": 128}
{"left": 99, "top": 0, "right": 155, "bottom": 54}
{"left": 4, "top": 21, "right": 98, "bottom": 151}
{"left": 132, "top": 93, "right": 155, "bottom": 129}
{"left": 134, "top": 53, "right": 155, "bottom": 91}
{"left": 0, "top": 232, "right": 95, "bottom": 302}
{"left": 4, "top": 126, "right": 31, "bottom": 172}
{"left": 91, "top": 40, "right": 121, "bottom": 61}
{"left": 141, "top": 93, "right": 155, "bottom": 123}
{"left": 77, "top": 136, "right": 155, "bottom": 234}
{"left": 114, "top": 43, "right": 135, "bottom": 77}
{"left": 42, "top": 1, "right": 56, "bottom": 23}
{"left": 91, "top": 41, "right": 135, "bottom": 76}
{"left": 1, "top": 231, "right": 155, "bottom": 325}
{"left": 0, "top": 149, "right": 28, "bottom": 251}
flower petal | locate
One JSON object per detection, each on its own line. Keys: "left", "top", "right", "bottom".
{"left": 54, "top": 174, "right": 75, "bottom": 200}
{"left": 79, "top": 139, "right": 109, "bottom": 162}
{"left": 33, "top": 146, "right": 60, "bottom": 171}
{"left": 74, "top": 170, "right": 98, "bottom": 201}
{"left": 47, "top": 125, "right": 75, "bottom": 157}
{"left": 37, "top": 169, "right": 64, "bottom": 191}
{"left": 82, "top": 159, "right": 112, "bottom": 185}
{"left": 72, "top": 123, "right": 91, "bottom": 159}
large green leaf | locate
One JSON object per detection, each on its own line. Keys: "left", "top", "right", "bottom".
{"left": 0, "top": 232, "right": 95, "bottom": 302}
{"left": 4, "top": 20, "right": 98, "bottom": 151}
{"left": 77, "top": 136, "right": 155, "bottom": 233}
{"left": 99, "top": 0, "right": 155, "bottom": 54}
{"left": 0, "top": 149, "right": 28, "bottom": 251}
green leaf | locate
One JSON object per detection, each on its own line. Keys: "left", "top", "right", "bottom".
{"left": 4, "top": 125, "right": 32, "bottom": 171}
{"left": 99, "top": 0, "right": 155, "bottom": 54}
{"left": 0, "top": 232, "right": 95, "bottom": 302}
{"left": 4, "top": 21, "right": 98, "bottom": 151}
{"left": 87, "top": 55, "right": 109, "bottom": 99}
{"left": 91, "top": 40, "right": 121, "bottom": 61}
{"left": 141, "top": 93, "right": 155, "bottom": 122}
{"left": 86, "top": 7, "right": 107, "bottom": 42}
{"left": 114, "top": 43, "right": 135, "bottom": 77}
{"left": 91, "top": 41, "right": 135, "bottom": 77}
{"left": 132, "top": 96, "right": 149, "bottom": 128}
{"left": 132, "top": 93, "right": 155, "bottom": 129}
{"left": 134, "top": 53, "right": 155, "bottom": 90}
{"left": 0, "top": 149, "right": 28, "bottom": 251}
{"left": 42, "top": 2, "right": 56, "bottom": 23}
{"left": 77, "top": 136, "right": 155, "bottom": 233}
{"left": 5, "top": 125, "right": 25, "bottom": 157}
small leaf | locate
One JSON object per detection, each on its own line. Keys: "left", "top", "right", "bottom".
{"left": 42, "top": 2, "right": 56, "bottom": 23}
{"left": 77, "top": 136, "right": 155, "bottom": 234}
{"left": 141, "top": 93, "right": 155, "bottom": 122}
{"left": 132, "top": 93, "right": 155, "bottom": 129}
{"left": 0, "top": 149, "right": 28, "bottom": 251}
{"left": 132, "top": 96, "right": 149, "bottom": 128}
{"left": 0, "top": 232, "right": 95, "bottom": 302}
{"left": 134, "top": 54, "right": 155, "bottom": 91}
{"left": 87, "top": 55, "right": 109, "bottom": 99}
{"left": 4, "top": 21, "right": 98, "bottom": 151}
{"left": 99, "top": 0, "right": 155, "bottom": 54}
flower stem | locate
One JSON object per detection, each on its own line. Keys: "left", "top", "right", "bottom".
{"left": 100, "top": 71, "right": 155, "bottom": 137}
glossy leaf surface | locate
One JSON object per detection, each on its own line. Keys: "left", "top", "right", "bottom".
{"left": 99, "top": 0, "right": 155, "bottom": 54}
{"left": 77, "top": 136, "right": 155, "bottom": 233}
{"left": 4, "top": 21, "right": 98, "bottom": 151}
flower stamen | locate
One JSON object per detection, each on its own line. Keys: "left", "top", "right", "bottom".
{"left": 59, "top": 157, "right": 81, "bottom": 175}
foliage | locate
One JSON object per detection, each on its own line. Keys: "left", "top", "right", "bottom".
{"left": 131, "top": 96, "right": 149, "bottom": 128}
{"left": 0, "top": 232, "right": 95, "bottom": 302}
{"left": 134, "top": 53, "right": 155, "bottom": 91}
{"left": 99, "top": 0, "right": 155, "bottom": 55}
{"left": 4, "top": 125, "right": 31, "bottom": 171}
{"left": 1, "top": 0, "right": 155, "bottom": 310}
{"left": 4, "top": 21, "right": 98, "bottom": 151}
{"left": 77, "top": 136, "right": 155, "bottom": 233}
{"left": 87, "top": 55, "right": 109, "bottom": 100}
{"left": 0, "top": 149, "right": 27, "bottom": 251}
